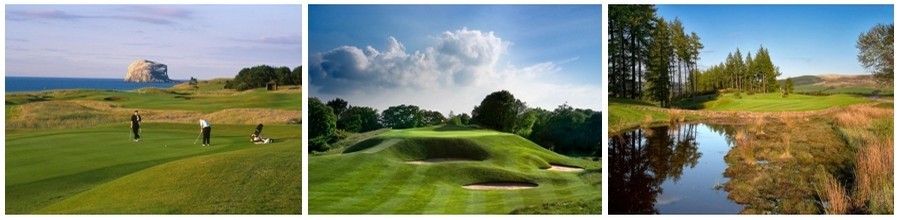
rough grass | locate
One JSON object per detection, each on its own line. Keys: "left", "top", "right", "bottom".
{"left": 6, "top": 100, "right": 301, "bottom": 130}
{"left": 308, "top": 125, "right": 600, "bottom": 214}
{"left": 683, "top": 93, "right": 869, "bottom": 111}
{"left": 723, "top": 119, "right": 854, "bottom": 214}
{"left": 5, "top": 123, "right": 301, "bottom": 214}
{"left": 832, "top": 105, "right": 893, "bottom": 214}
{"left": 6, "top": 86, "right": 300, "bottom": 113}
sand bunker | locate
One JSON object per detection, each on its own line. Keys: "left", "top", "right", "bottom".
{"left": 406, "top": 158, "right": 480, "bottom": 164}
{"left": 462, "top": 182, "right": 538, "bottom": 190}
{"left": 545, "top": 164, "right": 584, "bottom": 172}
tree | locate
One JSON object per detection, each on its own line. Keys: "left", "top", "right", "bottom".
{"left": 422, "top": 110, "right": 446, "bottom": 126}
{"left": 512, "top": 110, "right": 538, "bottom": 137}
{"left": 309, "top": 97, "right": 336, "bottom": 152}
{"left": 292, "top": 66, "right": 303, "bottom": 85}
{"left": 458, "top": 113, "right": 471, "bottom": 125}
{"left": 224, "top": 65, "right": 275, "bottom": 91}
{"left": 381, "top": 105, "right": 424, "bottom": 129}
{"left": 646, "top": 17, "right": 673, "bottom": 107}
{"left": 857, "top": 23, "right": 894, "bottom": 86}
{"left": 785, "top": 78, "right": 794, "bottom": 94}
{"left": 326, "top": 98, "right": 348, "bottom": 119}
{"left": 337, "top": 106, "right": 380, "bottom": 133}
{"left": 472, "top": 90, "right": 520, "bottom": 132}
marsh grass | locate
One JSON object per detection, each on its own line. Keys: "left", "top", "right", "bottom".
{"left": 831, "top": 105, "right": 893, "bottom": 214}
{"left": 817, "top": 168, "right": 850, "bottom": 214}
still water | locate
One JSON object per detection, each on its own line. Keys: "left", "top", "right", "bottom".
{"left": 609, "top": 123, "right": 742, "bottom": 214}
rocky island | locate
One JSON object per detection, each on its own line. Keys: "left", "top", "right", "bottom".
{"left": 124, "top": 59, "right": 172, "bottom": 83}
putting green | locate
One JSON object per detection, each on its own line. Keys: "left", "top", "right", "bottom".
{"left": 309, "top": 126, "right": 600, "bottom": 214}
{"left": 5, "top": 123, "right": 301, "bottom": 214}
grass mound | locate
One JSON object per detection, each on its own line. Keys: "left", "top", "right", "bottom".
{"left": 309, "top": 126, "right": 600, "bottom": 214}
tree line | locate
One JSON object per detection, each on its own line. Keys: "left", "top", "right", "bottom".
{"left": 309, "top": 90, "right": 601, "bottom": 157}
{"left": 610, "top": 5, "right": 789, "bottom": 107}
{"left": 693, "top": 46, "right": 781, "bottom": 95}
{"left": 609, "top": 5, "right": 704, "bottom": 107}
{"left": 224, "top": 65, "right": 302, "bottom": 91}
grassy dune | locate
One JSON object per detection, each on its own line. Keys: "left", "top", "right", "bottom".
{"left": 309, "top": 126, "right": 600, "bottom": 214}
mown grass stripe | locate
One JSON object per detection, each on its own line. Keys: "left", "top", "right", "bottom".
{"left": 544, "top": 171, "right": 575, "bottom": 201}
{"left": 465, "top": 190, "right": 485, "bottom": 214}
{"left": 388, "top": 166, "right": 441, "bottom": 214}
{"left": 502, "top": 189, "right": 527, "bottom": 213}
{"left": 367, "top": 165, "right": 428, "bottom": 213}
{"left": 310, "top": 159, "right": 394, "bottom": 213}
{"left": 482, "top": 190, "right": 507, "bottom": 214}
{"left": 349, "top": 164, "right": 415, "bottom": 213}
{"left": 420, "top": 184, "right": 452, "bottom": 214}
{"left": 442, "top": 188, "right": 469, "bottom": 214}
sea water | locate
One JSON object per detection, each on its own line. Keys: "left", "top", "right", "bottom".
{"left": 5, "top": 76, "right": 179, "bottom": 93}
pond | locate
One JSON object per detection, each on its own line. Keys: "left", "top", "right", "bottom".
{"left": 608, "top": 121, "right": 853, "bottom": 214}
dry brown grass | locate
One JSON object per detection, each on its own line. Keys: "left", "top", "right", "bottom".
{"left": 831, "top": 103, "right": 894, "bottom": 214}
{"left": 6, "top": 101, "right": 129, "bottom": 130}
{"left": 6, "top": 100, "right": 301, "bottom": 131}
{"left": 854, "top": 138, "right": 894, "bottom": 213}
{"left": 834, "top": 105, "right": 892, "bottom": 127}
{"left": 204, "top": 108, "right": 301, "bottom": 125}
{"left": 817, "top": 171, "right": 850, "bottom": 214}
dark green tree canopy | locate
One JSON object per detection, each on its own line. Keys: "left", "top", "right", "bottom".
{"left": 337, "top": 106, "right": 381, "bottom": 133}
{"left": 326, "top": 98, "right": 349, "bottom": 118}
{"left": 309, "top": 97, "right": 336, "bottom": 141}
{"left": 381, "top": 105, "right": 424, "bottom": 129}
{"left": 225, "top": 65, "right": 302, "bottom": 91}
{"left": 472, "top": 90, "right": 520, "bottom": 132}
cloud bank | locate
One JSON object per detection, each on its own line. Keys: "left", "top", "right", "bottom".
{"left": 310, "top": 28, "right": 601, "bottom": 114}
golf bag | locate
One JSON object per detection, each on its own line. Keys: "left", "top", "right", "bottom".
{"left": 250, "top": 124, "right": 272, "bottom": 144}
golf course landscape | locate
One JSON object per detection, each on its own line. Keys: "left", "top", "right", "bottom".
{"left": 5, "top": 79, "right": 302, "bottom": 214}
{"left": 309, "top": 126, "right": 601, "bottom": 214}
{"left": 608, "top": 5, "right": 892, "bottom": 214}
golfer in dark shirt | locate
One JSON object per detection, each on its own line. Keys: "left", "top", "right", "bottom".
{"left": 131, "top": 110, "right": 141, "bottom": 142}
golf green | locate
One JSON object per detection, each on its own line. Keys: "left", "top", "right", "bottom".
{"left": 309, "top": 126, "right": 601, "bottom": 214}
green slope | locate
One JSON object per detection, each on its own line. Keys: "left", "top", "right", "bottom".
{"left": 5, "top": 123, "right": 301, "bottom": 213}
{"left": 309, "top": 126, "right": 601, "bottom": 214}
{"left": 35, "top": 143, "right": 302, "bottom": 214}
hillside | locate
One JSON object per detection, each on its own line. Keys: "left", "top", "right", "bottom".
{"left": 308, "top": 126, "right": 601, "bottom": 214}
{"left": 781, "top": 74, "right": 892, "bottom": 95}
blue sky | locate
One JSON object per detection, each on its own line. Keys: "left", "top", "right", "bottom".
{"left": 6, "top": 5, "right": 302, "bottom": 80}
{"left": 656, "top": 5, "right": 893, "bottom": 78}
{"left": 310, "top": 5, "right": 602, "bottom": 114}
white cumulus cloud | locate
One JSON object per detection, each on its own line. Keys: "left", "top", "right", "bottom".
{"left": 310, "top": 28, "right": 600, "bottom": 114}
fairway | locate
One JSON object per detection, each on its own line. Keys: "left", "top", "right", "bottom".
{"left": 5, "top": 123, "right": 302, "bottom": 214}
{"left": 682, "top": 93, "right": 869, "bottom": 111}
{"left": 6, "top": 81, "right": 303, "bottom": 214}
{"left": 309, "top": 126, "right": 601, "bottom": 214}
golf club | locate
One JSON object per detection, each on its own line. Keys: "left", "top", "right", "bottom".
{"left": 194, "top": 132, "right": 202, "bottom": 144}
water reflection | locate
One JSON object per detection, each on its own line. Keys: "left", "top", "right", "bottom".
{"left": 611, "top": 121, "right": 852, "bottom": 214}
{"left": 609, "top": 123, "right": 740, "bottom": 214}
